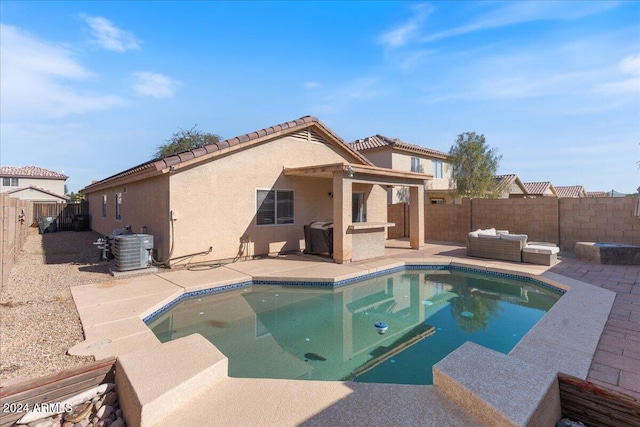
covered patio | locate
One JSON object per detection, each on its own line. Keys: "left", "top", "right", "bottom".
{"left": 284, "top": 162, "right": 428, "bottom": 263}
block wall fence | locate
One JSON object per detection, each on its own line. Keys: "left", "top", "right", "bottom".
{"left": 0, "top": 194, "right": 33, "bottom": 287}
{"left": 389, "top": 196, "right": 640, "bottom": 252}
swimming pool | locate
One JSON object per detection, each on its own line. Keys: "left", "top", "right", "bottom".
{"left": 146, "top": 267, "right": 562, "bottom": 385}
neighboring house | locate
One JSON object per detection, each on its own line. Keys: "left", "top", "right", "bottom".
{"left": 587, "top": 191, "right": 608, "bottom": 197}
{"left": 555, "top": 185, "right": 587, "bottom": 198}
{"left": 81, "top": 116, "right": 429, "bottom": 265}
{"left": 522, "top": 182, "right": 558, "bottom": 198}
{"left": 494, "top": 174, "right": 528, "bottom": 198}
{"left": 349, "top": 135, "right": 455, "bottom": 204}
{"left": 0, "top": 166, "right": 69, "bottom": 202}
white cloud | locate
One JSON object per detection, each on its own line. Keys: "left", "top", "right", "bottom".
{"left": 596, "top": 53, "right": 640, "bottom": 94}
{"left": 421, "top": 1, "right": 621, "bottom": 43}
{"left": 0, "top": 24, "right": 125, "bottom": 118}
{"left": 131, "top": 72, "right": 180, "bottom": 98}
{"left": 304, "top": 81, "right": 321, "bottom": 89}
{"left": 82, "top": 15, "right": 141, "bottom": 52}
{"left": 309, "top": 77, "right": 386, "bottom": 114}
{"left": 620, "top": 53, "right": 640, "bottom": 75}
{"left": 378, "top": 3, "right": 433, "bottom": 49}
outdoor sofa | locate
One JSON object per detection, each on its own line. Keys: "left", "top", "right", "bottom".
{"left": 467, "top": 228, "right": 525, "bottom": 262}
{"left": 466, "top": 228, "right": 559, "bottom": 265}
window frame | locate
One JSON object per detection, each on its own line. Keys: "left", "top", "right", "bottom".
{"left": 2, "top": 177, "right": 19, "bottom": 187}
{"left": 102, "top": 195, "right": 107, "bottom": 218}
{"left": 256, "top": 189, "right": 294, "bottom": 226}
{"left": 115, "top": 192, "right": 122, "bottom": 221}
{"left": 410, "top": 157, "right": 421, "bottom": 173}
{"left": 432, "top": 159, "right": 443, "bottom": 179}
{"left": 352, "top": 192, "right": 366, "bottom": 223}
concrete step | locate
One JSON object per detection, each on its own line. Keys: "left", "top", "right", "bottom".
{"left": 433, "top": 341, "right": 561, "bottom": 427}
{"left": 115, "top": 334, "right": 228, "bottom": 427}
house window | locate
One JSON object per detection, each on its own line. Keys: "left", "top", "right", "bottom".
{"left": 432, "top": 160, "right": 443, "bottom": 178}
{"left": 115, "top": 193, "right": 122, "bottom": 221}
{"left": 410, "top": 157, "right": 421, "bottom": 173}
{"left": 102, "top": 195, "right": 107, "bottom": 218}
{"left": 2, "top": 177, "right": 19, "bottom": 187}
{"left": 256, "top": 190, "right": 294, "bottom": 225}
{"left": 352, "top": 193, "right": 366, "bottom": 223}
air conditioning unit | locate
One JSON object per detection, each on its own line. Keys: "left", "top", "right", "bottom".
{"left": 113, "top": 234, "right": 154, "bottom": 272}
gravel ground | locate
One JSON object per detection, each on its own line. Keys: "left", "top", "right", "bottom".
{"left": 0, "top": 228, "right": 113, "bottom": 383}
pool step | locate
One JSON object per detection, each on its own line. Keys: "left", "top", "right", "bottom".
{"left": 115, "top": 334, "right": 228, "bottom": 427}
{"left": 433, "top": 341, "right": 561, "bottom": 427}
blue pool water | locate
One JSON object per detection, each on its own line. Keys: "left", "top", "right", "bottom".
{"left": 147, "top": 269, "right": 562, "bottom": 385}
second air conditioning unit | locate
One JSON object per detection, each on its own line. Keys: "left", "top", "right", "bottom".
{"left": 113, "top": 234, "right": 154, "bottom": 272}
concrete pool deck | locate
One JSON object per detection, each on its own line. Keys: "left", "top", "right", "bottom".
{"left": 68, "top": 241, "right": 635, "bottom": 426}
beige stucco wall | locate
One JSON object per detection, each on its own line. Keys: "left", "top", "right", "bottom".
{"left": 389, "top": 152, "right": 453, "bottom": 204}
{"left": 6, "top": 187, "right": 66, "bottom": 202}
{"left": 169, "top": 135, "right": 387, "bottom": 262}
{"left": 1, "top": 178, "right": 66, "bottom": 198}
{"left": 86, "top": 175, "right": 170, "bottom": 259}
{"left": 360, "top": 148, "right": 392, "bottom": 169}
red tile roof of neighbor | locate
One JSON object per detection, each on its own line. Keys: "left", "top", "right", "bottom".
{"left": 523, "top": 181, "right": 556, "bottom": 195}
{"left": 494, "top": 174, "right": 517, "bottom": 187}
{"left": 350, "top": 135, "right": 449, "bottom": 159}
{"left": 555, "top": 185, "right": 587, "bottom": 198}
{"left": 0, "top": 166, "right": 68, "bottom": 180}
{"left": 587, "top": 191, "right": 608, "bottom": 197}
{"left": 82, "top": 116, "right": 372, "bottom": 192}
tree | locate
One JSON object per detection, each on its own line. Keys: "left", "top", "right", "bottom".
{"left": 448, "top": 132, "right": 502, "bottom": 198}
{"left": 153, "top": 125, "right": 222, "bottom": 159}
{"left": 68, "top": 192, "right": 84, "bottom": 202}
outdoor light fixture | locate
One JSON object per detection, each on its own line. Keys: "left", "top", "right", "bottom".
{"left": 346, "top": 165, "right": 354, "bottom": 178}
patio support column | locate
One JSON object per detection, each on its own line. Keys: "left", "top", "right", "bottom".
{"left": 409, "top": 185, "right": 424, "bottom": 249}
{"left": 333, "top": 171, "right": 352, "bottom": 264}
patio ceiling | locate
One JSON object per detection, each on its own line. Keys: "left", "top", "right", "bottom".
{"left": 283, "top": 162, "right": 431, "bottom": 187}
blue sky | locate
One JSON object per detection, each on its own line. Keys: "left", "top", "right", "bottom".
{"left": 1, "top": 1, "right": 639, "bottom": 193}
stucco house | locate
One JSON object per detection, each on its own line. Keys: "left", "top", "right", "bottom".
{"left": 0, "top": 166, "right": 69, "bottom": 202}
{"left": 555, "top": 185, "right": 588, "bottom": 198}
{"left": 523, "top": 182, "right": 558, "bottom": 198}
{"left": 81, "top": 116, "right": 429, "bottom": 265}
{"left": 494, "top": 174, "right": 528, "bottom": 198}
{"left": 349, "top": 135, "right": 455, "bottom": 204}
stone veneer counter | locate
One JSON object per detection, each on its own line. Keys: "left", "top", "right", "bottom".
{"left": 575, "top": 241, "right": 640, "bottom": 265}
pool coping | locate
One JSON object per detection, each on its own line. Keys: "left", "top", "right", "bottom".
{"left": 69, "top": 256, "right": 616, "bottom": 426}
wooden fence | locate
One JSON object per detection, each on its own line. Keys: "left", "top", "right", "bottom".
{"left": 0, "top": 358, "right": 116, "bottom": 427}
{"left": 33, "top": 201, "right": 89, "bottom": 232}
{"left": 558, "top": 372, "right": 640, "bottom": 427}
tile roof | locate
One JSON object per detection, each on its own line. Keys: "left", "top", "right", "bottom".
{"left": 349, "top": 135, "right": 449, "bottom": 159}
{"left": 523, "top": 181, "right": 556, "bottom": 196}
{"left": 82, "top": 116, "right": 371, "bottom": 192}
{"left": 495, "top": 174, "right": 517, "bottom": 188}
{"left": 0, "top": 166, "right": 68, "bottom": 179}
{"left": 5, "top": 185, "right": 69, "bottom": 200}
{"left": 494, "top": 174, "right": 529, "bottom": 195}
{"left": 587, "top": 191, "right": 608, "bottom": 197}
{"left": 555, "top": 185, "right": 586, "bottom": 198}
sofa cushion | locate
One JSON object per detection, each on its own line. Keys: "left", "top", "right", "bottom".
{"left": 478, "top": 234, "right": 500, "bottom": 239}
{"left": 500, "top": 233, "right": 528, "bottom": 242}
{"left": 477, "top": 228, "right": 497, "bottom": 236}
{"left": 523, "top": 245, "right": 559, "bottom": 255}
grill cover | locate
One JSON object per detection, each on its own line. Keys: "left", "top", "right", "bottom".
{"left": 303, "top": 222, "right": 333, "bottom": 256}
